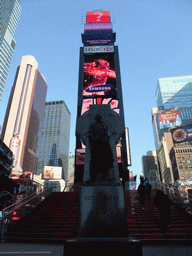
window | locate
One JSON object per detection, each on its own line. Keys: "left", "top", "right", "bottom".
{"left": 181, "top": 177, "right": 184, "bottom": 180}
{"left": 185, "top": 171, "right": 188, "bottom": 174}
{"left": 179, "top": 166, "right": 183, "bottom": 169}
{"left": 183, "top": 160, "right": 186, "bottom": 163}
{"left": 180, "top": 171, "right": 184, "bottom": 174}
{"left": 186, "top": 154, "right": 190, "bottom": 157}
{"left": 187, "top": 160, "right": 191, "bottom": 163}
{"left": 184, "top": 166, "right": 188, "bottom": 169}
{"left": 178, "top": 160, "right": 182, "bottom": 164}
{"left": 177, "top": 155, "right": 181, "bottom": 158}
{"left": 182, "top": 155, "right": 185, "bottom": 159}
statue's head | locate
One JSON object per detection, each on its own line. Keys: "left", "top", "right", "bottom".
{"left": 95, "top": 114, "right": 102, "bottom": 122}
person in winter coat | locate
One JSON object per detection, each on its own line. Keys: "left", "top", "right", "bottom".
{"left": 153, "top": 190, "right": 172, "bottom": 234}
{"left": 138, "top": 178, "right": 146, "bottom": 205}
{"left": 144, "top": 179, "right": 152, "bottom": 200}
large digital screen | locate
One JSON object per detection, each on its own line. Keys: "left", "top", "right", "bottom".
{"left": 44, "top": 166, "right": 62, "bottom": 179}
{"left": 75, "top": 149, "right": 85, "bottom": 165}
{"left": 83, "top": 53, "right": 116, "bottom": 97}
{"left": 158, "top": 108, "right": 181, "bottom": 129}
{"left": 86, "top": 11, "right": 110, "bottom": 23}
{"left": 171, "top": 124, "right": 192, "bottom": 144}
{"left": 84, "top": 22, "right": 113, "bottom": 30}
{"left": 81, "top": 98, "right": 119, "bottom": 115}
{"left": 83, "top": 29, "right": 114, "bottom": 46}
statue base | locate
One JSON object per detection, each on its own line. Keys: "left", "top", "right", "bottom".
{"left": 77, "top": 182, "right": 128, "bottom": 238}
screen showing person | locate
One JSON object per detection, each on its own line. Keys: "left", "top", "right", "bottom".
{"left": 83, "top": 54, "right": 116, "bottom": 97}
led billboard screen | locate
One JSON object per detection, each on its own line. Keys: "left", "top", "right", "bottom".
{"left": 84, "top": 22, "right": 112, "bottom": 30}
{"left": 81, "top": 98, "right": 119, "bottom": 115}
{"left": 75, "top": 144, "right": 121, "bottom": 164}
{"left": 158, "top": 108, "right": 181, "bottom": 129}
{"left": 84, "top": 45, "right": 114, "bottom": 54}
{"left": 83, "top": 53, "right": 116, "bottom": 97}
{"left": 83, "top": 29, "right": 114, "bottom": 46}
{"left": 86, "top": 11, "right": 110, "bottom": 23}
{"left": 44, "top": 166, "right": 62, "bottom": 179}
{"left": 75, "top": 149, "right": 85, "bottom": 165}
{"left": 171, "top": 124, "right": 192, "bottom": 144}
{"left": 116, "top": 141, "right": 122, "bottom": 163}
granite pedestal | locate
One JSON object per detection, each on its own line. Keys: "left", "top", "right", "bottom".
{"left": 78, "top": 182, "right": 128, "bottom": 238}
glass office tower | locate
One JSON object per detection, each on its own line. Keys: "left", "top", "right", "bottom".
{"left": 37, "top": 101, "right": 71, "bottom": 181}
{"left": 156, "top": 76, "right": 192, "bottom": 124}
{"left": 0, "top": 0, "right": 21, "bottom": 101}
{"left": 153, "top": 75, "right": 192, "bottom": 150}
{"left": 1, "top": 55, "right": 48, "bottom": 176}
{"left": 156, "top": 76, "right": 192, "bottom": 109}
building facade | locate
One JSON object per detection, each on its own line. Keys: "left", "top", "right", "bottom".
{"left": 37, "top": 101, "right": 71, "bottom": 181}
{"left": 142, "top": 150, "right": 160, "bottom": 183}
{"left": 0, "top": 0, "right": 21, "bottom": 100}
{"left": 157, "top": 132, "right": 174, "bottom": 184}
{"left": 156, "top": 76, "right": 192, "bottom": 109}
{"left": 0, "top": 139, "right": 13, "bottom": 178}
{"left": 156, "top": 76, "right": 192, "bottom": 128}
{"left": 1, "top": 55, "right": 48, "bottom": 176}
{"left": 152, "top": 107, "right": 161, "bottom": 150}
{"left": 170, "top": 143, "right": 192, "bottom": 182}
{"left": 152, "top": 76, "right": 192, "bottom": 184}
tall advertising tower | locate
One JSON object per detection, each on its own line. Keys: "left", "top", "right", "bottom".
{"left": 75, "top": 11, "right": 128, "bottom": 183}
{"left": 74, "top": 11, "right": 131, "bottom": 238}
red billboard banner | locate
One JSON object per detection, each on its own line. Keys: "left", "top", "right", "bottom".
{"left": 86, "top": 11, "right": 110, "bottom": 23}
{"left": 83, "top": 53, "right": 116, "bottom": 97}
{"left": 158, "top": 107, "right": 181, "bottom": 129}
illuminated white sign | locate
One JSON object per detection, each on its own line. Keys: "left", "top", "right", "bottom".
{"left": 84, "top": 45, "right": 114, "bottom": 53}
{"left": 44, "top": 166, "right": 62, "bottom": 180}
{"left": 9, "top": 136, "right": 21, "bottom": 167}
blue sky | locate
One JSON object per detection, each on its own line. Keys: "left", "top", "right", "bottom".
{"left": 1, "top": 0, "right": 192, "bottom": 180}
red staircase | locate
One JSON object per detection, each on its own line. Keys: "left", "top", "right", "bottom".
{"left": 5, "top": 189, "right": 192, "bottom": 241}
{"left": 7, "top": 192, "right": 79, "bottom": 240}
{"left": 124, "top": 190, "right": 192, "bottom": 239}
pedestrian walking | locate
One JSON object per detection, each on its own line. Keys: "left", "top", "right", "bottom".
{"left": 138, "top": 178, "right": 146, "bottom": 205}
{"left": 144, "top": 179, "right": 152, "bottom": 200}
{"left": 153, "top": 190, "right": 172, "bottom": 234}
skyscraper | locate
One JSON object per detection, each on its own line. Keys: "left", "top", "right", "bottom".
{"left": 156, "top": 76, "right": 192, "bottom": 125}
{"left": 156, "top": 76, "right": 192, "bottom": 109}
{"left": 153, "top": 75, "right": 192, "bottom": 151}
{"left": 37, "top": 101, "right": 71, "bottom": 181}
{"left": 142, "top": 150, "right": 160, "bottom": 186}
{"left": 152, "top": 75, "right": 192, "bottom": 184}
{"left": 1, "top": 55, "right": 48, "bottom": 176}
{"left": 0, "top": 0, "right": 21, "bottom": 101}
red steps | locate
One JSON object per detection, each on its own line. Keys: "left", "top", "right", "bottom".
{"left": 124, "top": 190, "right": 192, "bottom": 239}
{"left": 8, "top": 192, "right": 79, "bottom": 240}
